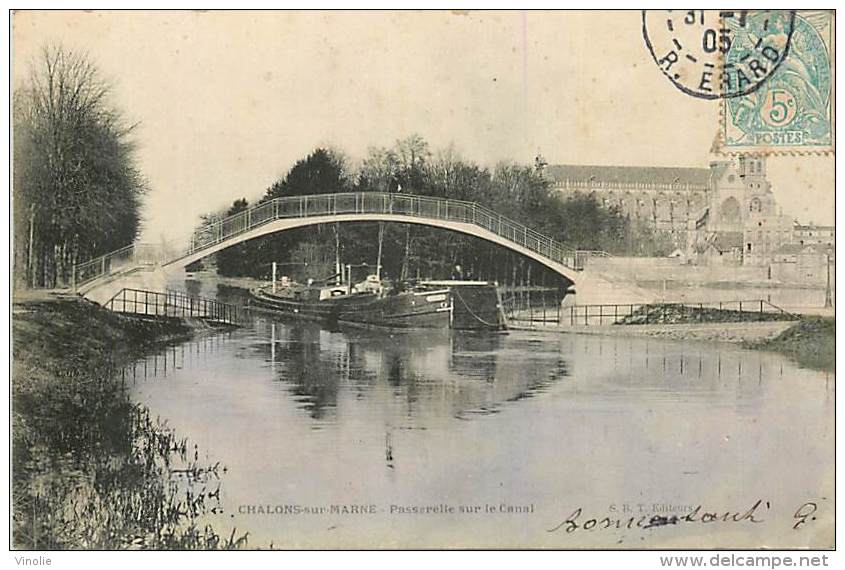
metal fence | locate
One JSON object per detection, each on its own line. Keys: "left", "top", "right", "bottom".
{"left": 502, "top": 298, "right": 798, "bottom": 327}
{"left": 500, "top": 287, "right": 563, "bottom": 324}
{"left": 557, "top": 300, "right": 797, "bottom": 327}
{"left": 104, "top": 288, "right": 242, "bottom": 325}
{"left": 181, "top": 192, "right": 592, "bottom": 271}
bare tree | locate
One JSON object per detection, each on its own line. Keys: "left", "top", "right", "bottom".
{"left": 13, "top": 45, "right": 145, "bottom": 288}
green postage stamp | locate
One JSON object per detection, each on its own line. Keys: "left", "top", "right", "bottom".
{"left": 721, "top": 10, "right": 834, "bottom": 154}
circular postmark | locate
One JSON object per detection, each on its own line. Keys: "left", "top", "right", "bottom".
{"left": 642, "top": 10, "right": 796, "bottom": 99}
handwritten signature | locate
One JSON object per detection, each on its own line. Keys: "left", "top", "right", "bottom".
{"left": 547, "top": 500, "right": 820, "bottom": 533}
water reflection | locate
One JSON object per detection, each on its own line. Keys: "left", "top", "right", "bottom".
{"left": 256, "top": 319, "right": 571, "bottom": 422}
{"left": 124, "top": 331, "right": 234, "bottom": 382}
{"left": 125, "top": 314, "right": 834, "bottom": 549}
{"left": 125, "top": 318, "right": 831, "bottom": 421}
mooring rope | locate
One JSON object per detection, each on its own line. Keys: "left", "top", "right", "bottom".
{"left": 452, "top": 287, "right": 502, "bottom": 328}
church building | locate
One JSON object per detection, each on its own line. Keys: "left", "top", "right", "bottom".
{"left": 544, "top": 156, "right": 795, "bottom": 266}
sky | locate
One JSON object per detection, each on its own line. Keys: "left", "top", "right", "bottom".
{"left": 12, "top": 10, "right": 835, "bottom": 245}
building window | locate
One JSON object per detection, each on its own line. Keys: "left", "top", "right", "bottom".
{"left": 747, "top": 243, "right": 752, "bottom": 252}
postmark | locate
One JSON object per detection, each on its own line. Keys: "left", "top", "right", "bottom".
{"left": 719, "top": 10, "right": 834, "bottom": 154}
{"left": 642, "top": 10, "right": 795, "bottom": 100}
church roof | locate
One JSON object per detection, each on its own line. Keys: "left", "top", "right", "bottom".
{"left": 710, "top": 231, "right": 744, "bottom": 252}
{"left": 545, "top": 164, "right": 711, "bottom": 189}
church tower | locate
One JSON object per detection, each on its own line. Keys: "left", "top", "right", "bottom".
{"left": 738, "top": 155, "right": 765, "bottom": 180}
{"left": 739, "top": 156, "right": 775, "bottom": 215}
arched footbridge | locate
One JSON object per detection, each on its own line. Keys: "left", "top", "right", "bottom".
{"left": 73, "top": 192, "right": 652, "bottom": 306}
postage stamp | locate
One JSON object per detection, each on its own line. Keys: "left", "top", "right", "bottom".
{"left": 720, "top": 10, "right": 834, "bottom": 154}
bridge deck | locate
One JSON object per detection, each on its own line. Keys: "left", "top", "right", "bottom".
{"left": 72, "top": 192, "right": 611, "bottom": 293}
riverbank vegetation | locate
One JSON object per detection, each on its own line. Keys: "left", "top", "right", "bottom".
{"left": 744, "top": 317, "right": 835, "bottom": 373}
{"left": 616, "top": 303, "right": 797, "bottom": 325}
{"left": 12, "top": 295, "right": 247, "bottom": 549}
{"left": 193, "top": 137, "right": 670, "bottom": 286}
{"left": 13, "top": 45, "right": 145, "bottom": 288}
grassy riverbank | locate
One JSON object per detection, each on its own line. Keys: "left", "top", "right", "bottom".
{"left": 12, "top": 293, "right": 247, "bottom": 549}
{"left": 744, "top": 317, "right": 835, "bottom": 373}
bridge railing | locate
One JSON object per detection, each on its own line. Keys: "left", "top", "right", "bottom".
{"left": 73, "top": 192, "right": 603, "bottom": 288}
{"left": 72, "top": 243, "right": 164, "bottom": 288}
{"left": 184, "top": 192, "right": 586, "bottom": 270}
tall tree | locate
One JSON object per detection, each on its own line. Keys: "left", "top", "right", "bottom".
{"left": 13, "top": 45, "right": 145, "bottom": 288}
{"left": 263, "top": 148, "right": 350, "bottom": 200}
{"left": 215, "top": 199, "right": 253, "bottom": 276}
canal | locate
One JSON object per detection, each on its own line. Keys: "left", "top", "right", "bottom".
{"left": 123, "top": 283, "right": 834, "bottom": 549}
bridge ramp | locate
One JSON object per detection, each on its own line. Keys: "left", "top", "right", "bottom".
{"left": 567, "top": 270, "right": 657, "bottom": 307}
{"left": 79, "top": 266, "right": 169, "bottom": 306}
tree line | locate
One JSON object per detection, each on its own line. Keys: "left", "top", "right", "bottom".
{"left": 196, "top": 136, "right": 671, "bottom": 288}
{"left": 13, "top": 46, "right": 145, "bottom": 289}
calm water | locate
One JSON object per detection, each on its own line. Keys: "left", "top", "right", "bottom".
{"left": 125, "top": 286, "right": 834, "bottom": 549}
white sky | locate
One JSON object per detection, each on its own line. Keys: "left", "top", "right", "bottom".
{"left": 12, "top": 10, "right": 835, "bottom": 246}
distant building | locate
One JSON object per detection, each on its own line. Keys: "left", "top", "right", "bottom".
{"left": 545, "top": 156, "right": 799, "bottom": 266}
{"left": 771, "top": 242, "right": 835, "bottom": 285}
{"left": 793, "top": 224, "right": 835, "bottom": 248}
{"left": 702, "top": 231, "right": 744, "bottom": 266}
{"left": 544, "top": 164, "right": 710, "bottom": 247}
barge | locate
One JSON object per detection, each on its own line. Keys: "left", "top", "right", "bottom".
{"left": 249, "top": 276, "right": 507, "bottom": 331}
